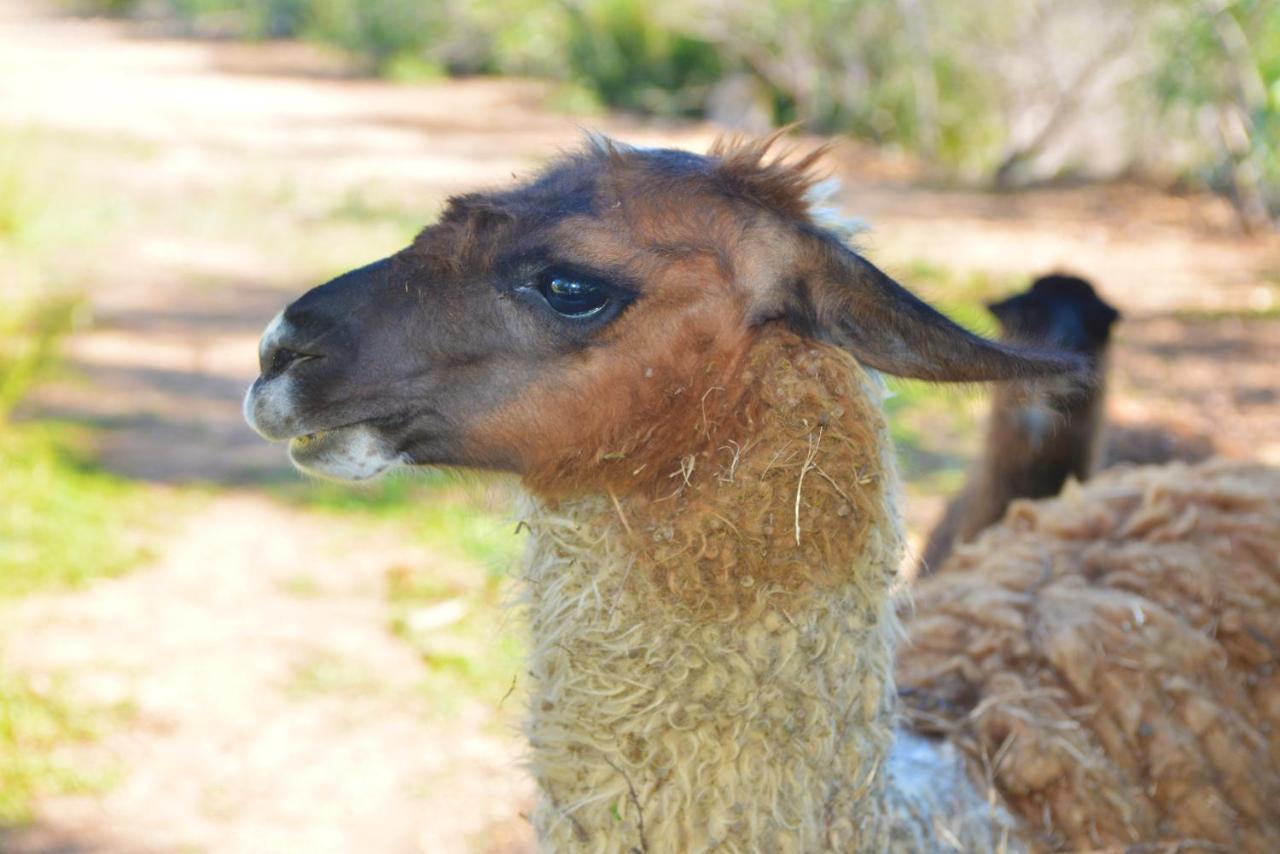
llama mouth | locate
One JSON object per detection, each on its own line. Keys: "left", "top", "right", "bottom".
{"left": 283, "top": 418, "right": 371, "bottom": 449}
{"left": 286, "top": 425, "right": 356, "bottom": 459}
{"left": 290, "top": 429, "right": 330, "bottom": 447}
{"left": 284, "top": 422, "right": 400, "bottom": 481}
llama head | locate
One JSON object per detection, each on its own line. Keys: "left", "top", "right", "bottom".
{"left": 245, "top": 134, "right": 1081, "bottom": 493}
{"left": 987, "top": 273, "right": 1121, "bottom": 358}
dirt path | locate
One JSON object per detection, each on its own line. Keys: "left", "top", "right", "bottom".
{"left": 1, "top": 496, "right": 531, "bottom": 854}
{"left": 1, "top": 2, "right": 1278, "bottom": 852}
{"left": 1, "top": 5, "right": 553, "bottom": 851}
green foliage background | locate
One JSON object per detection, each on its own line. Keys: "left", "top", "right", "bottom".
{"left": 66, "top": 0, "right": 1280, "bottom": 219}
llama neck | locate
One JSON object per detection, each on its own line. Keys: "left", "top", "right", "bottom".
{"left": 969, "top": 369, "right": 1108, "bottom": 535}
{"left": 517, "top": 332, "right": 906, "bottom": 851}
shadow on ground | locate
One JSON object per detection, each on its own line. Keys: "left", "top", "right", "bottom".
{"left": 22, "top": 279, "right": 298, "bottom": 485}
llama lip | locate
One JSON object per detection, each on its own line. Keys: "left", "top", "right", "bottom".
{"left": 283, "top": 418, "right": 370, "bottom": 448}
{"left": 284, "top": 422, "right": 400, "bottom": 481}
{"left": 287, "top": 427, "right": 346, "bottom": 458}
{"left": 285, "top": 425, "right": 350, "bottom": 466}
{"left": 290, "top": 430, "right": 329, "bottom": 447}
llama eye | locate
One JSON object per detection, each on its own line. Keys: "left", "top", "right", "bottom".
{"left": 537, "top": 275, "right": 609, "bottom": 318}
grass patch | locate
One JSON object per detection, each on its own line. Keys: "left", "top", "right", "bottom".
{"left": 273, "top": 470, "right": 527, "bottom": 720}
{"left": 0, "top": 127, "right": 158, "bottom": 825}
{"left": 884, "top": 377, "right": 985, "bottom": 487}
{"left": 0, "top": 424, "right": 158, "bottom": 599}
{"left": 0, "top": 670, "right": 126, "bottom": 825}
{"left": 286, "top": 651, "right": 383, "bottom": 699}
{"left": 896, "top": 258, "right": 1022, "bottom": 313}
{"left": 279, "top": 573, "right": 323, "bottom": 598}
{"left": 272, "top": 470, "right": 522, "bottom": 577}
{"left": 323, "top": 187, "right": 429, "bottom": 232}
{"left": 386, "top": 565, "right": 525, "bottom": 721}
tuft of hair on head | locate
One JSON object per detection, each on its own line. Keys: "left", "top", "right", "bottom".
{"left": 582, "top": 129, "right": 632, "bottom": 166}
{"left": 708, "top": 127, "right": 835, "bottom": 220}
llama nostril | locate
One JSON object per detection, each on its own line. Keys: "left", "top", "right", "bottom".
{"left": 262, "top": 346, "right": 316, "bottom": 379}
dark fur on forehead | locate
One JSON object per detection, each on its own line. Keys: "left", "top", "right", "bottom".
{"left": 409, "top": 149, "right": 606, "bottom": 272}
{"left": 414, "top": 131, "right": 833, "bottom": 274}
{"left": 410, "top": 195, "right": 513, "bottom": 274}
{"left": 591, "top": 130, "right": 832, "bottom": 220}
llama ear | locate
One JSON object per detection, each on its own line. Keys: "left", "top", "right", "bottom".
{"left": 1093, "top": 300, "right": 1123, "bottom": 329}
{"left": 985, "top": 294, "right": 1021, "bottom": 325}
{"left": 779, "top": 233, "right": 1084, "bottom": 382}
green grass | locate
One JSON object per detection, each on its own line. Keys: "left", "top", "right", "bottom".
{"left": 0, "top": 424, "right": 168, "bottom": 822}
{"left": 0, "top": 127, "right": 158, "bottom": 825}
{"left": 386, "top": 566, "right": 526, "bottom": 721}
{"left": 884, "top": 377, "right": 986, "bottom": 487}
{"left": 874, "top": 259, "right": 1027, "bottom": 486}
{"left": 0, "top": 425, "right": 158, "bottom": 599}
{"left": 286, "top": 651, "right": 384, "bottom": 699}
{"left": 279, "top": 572, "right": 323, "bottom": 598}
{"left": 272, "top": 471, "right": 522, "bottom": 577}
{"left": 273, "top": 471, "right": 527, "bottom": 719}
{"left": 895, "top": 259, "right": 1018, "bottom": 327}
{"left": 0, "top": 671, "right": 126, "bottom": 825}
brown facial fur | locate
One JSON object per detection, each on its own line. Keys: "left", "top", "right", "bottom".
{"left": 517, "top": 326, "right": 896, "bottom": 613}
{"left": 468, "top": 240, "right": 753, "bottom": 496}
{"left": 463, "top": 138, "right": 1076, "bottom": 498}
{"left": 465, "top": 141, "right": 807, "bottom": 498}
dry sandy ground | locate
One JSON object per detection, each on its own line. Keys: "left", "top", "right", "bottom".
{"left": 2, "top": 496, "right": 531, "bottom": 853}
{"left": 0, "top": 1, "right": 1278, "bottom": 852}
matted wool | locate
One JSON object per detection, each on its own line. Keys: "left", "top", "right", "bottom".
{"left": 900, "top": 461, "right": 1280, "bottom": 852}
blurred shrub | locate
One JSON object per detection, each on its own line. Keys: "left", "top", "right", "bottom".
{"left": 0, "top": 136, "right": 80, "bottom": 420}
{"left": 303, "top": 0, "right": 444, "bottom": 75}
{"left": 558, "top": 0, "right": 721, "bottom": 115}
{"left": 1151, "top": 0, "right": 1280, "bottom": 226}
{"left": 65, "top": 0, "right": 1280, "bottom": 220}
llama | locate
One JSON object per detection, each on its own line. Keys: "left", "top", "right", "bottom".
{"left": 920, "top": 274, "right": 1120, "bottom": 574}
{"left": 244, "top": 136, "right": 1279, "bottom": 851}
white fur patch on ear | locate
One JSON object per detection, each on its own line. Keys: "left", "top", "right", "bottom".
{"left": 804, "top": 178, "right": 868, "bottom": 245}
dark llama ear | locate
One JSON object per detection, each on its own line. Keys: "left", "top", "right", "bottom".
{"left": 782, "top": 230, "right": 1085, "bottom": 382}
{"left": 984, "top": 293, "right": 1024, "bottom": 327}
